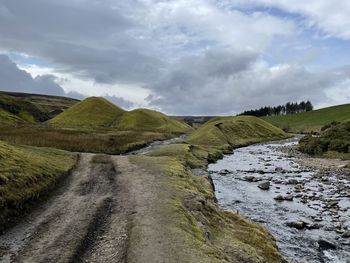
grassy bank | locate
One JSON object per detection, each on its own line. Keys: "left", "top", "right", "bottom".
{"left": 0, "top": 127, "right": 176, "bottom": 154}
{"left": 0, "top": 140, "right": 77, "bottom": 229}
{"left": 299, "top": 121, "right": 350, "bottom": 160}
{"left": 131, "top": 151, "right": 283, "bottom": 262}
{"left": 186, "top": 116, "right": 288, "bottom": 161}
{"left": 264, "top": 103, "right": 350, "bottom": 133}
{"left": 129, "top": 116, "right": 289, "bottom": 262}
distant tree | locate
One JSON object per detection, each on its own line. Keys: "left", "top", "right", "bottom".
{"left": 305, "top": 101, "right": 313, "bottom": 112}
{"left": 239, "top": 100, "right": 314, "bottom": 117}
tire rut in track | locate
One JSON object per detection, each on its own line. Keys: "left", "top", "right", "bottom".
{"left": 0, "top": 154, "right": 131, "bottom": 263}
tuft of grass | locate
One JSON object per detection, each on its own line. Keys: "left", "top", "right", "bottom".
{"left": 116, "top": 108, "right": 193, "bottom": 133}
{"left": 264, "top": 103, "right": 350, "bottom": 133}
{"left": 49, "top": 97, "right": 125, "bottom": 128}
{"left": 0, "top": 140, "right": 77, "bottom": 228}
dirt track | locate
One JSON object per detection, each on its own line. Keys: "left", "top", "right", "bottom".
{"left": 0, "top": 152, "right": 173, "bottom": 263}
{"left": 0, "top": 154, "right": 133, "bottom": 263}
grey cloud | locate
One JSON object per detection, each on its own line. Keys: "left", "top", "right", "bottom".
{"left": 104, "top": 95, "right": 134, "bottom": 110}
{"left": 0, "top": 0, "right": 162, "bottom": 84}
{"left": 0, "top": 54, "right": 66, "bottom": 96}
{"left": 148, "top": 49, "right": 348, "bottom": 115}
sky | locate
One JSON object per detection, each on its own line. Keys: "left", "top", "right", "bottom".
{"left": 0, "top": 0, "right": 350, "bottom": 115}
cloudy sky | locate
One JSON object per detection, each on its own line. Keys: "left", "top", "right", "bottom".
{"left": 0, "top": 0, "right": 350, "bottom": 115}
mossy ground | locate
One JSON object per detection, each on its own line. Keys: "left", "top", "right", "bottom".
{"left": 0, "top": 140, "right": 77, "bottom": 229}
{"left": 264, "top": 103, "right": 350, "bottom": 133}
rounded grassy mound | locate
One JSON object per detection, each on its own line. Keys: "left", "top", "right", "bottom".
{"left": 116, "top": 108, "right": 193, "bottom": 133}
{"left": 186, "top": 116, "right": 288, "bottom": 149}
{"left": 49, "top": 97, "right": 125, "bottom": 128}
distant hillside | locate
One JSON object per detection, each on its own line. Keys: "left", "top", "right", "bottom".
{"left": 172, "top": 116, "right": 215, "bottom": 126}
{"left": 0, "top": 91, "right": 79, "bottom": 126}
{"left": 49, "top": 97, "right": 125, "bottom": 128}
{"left": 263, "top": 104, "right": 350, "bottom": 133}
{"left": 186, "top": 116, "right": 288, "bottom": 149}
{"left": 50, "top": 97, "right": 193, "bottom": 134}
{"left": 117, "top": 109, "right": 193, "bottom": 133}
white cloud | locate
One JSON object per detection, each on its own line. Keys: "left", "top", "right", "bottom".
{"left": 229, "top": 0, "right": 350, "bottom": 40}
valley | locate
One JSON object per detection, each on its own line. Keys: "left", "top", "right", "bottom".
{"left": 0, "top": 92, "right": 349, "bottom": 263}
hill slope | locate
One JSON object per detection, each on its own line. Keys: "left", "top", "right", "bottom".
{"left": 49, "top": 97, "right": 125, "bottom": 127}
{"left": 50, "top": 97, "right": 193, "bottom": 134}
{"left": 186, "top": 116, "right": 288, "bottom": 150}
{"left": 263, "top": 104, "right": 350, "bottom": 133}
{"left": 0, "top": 91, "right": 78, "bottom": 125}
{"left": 116, "top": 108, "right": 193, "bottom": 133}
{"left": 0, "top": 140, "right": 76, "bottom": 228}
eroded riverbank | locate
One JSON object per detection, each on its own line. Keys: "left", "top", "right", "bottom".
{"left": 209, "top": 137, "right": 350, "bottom": 263}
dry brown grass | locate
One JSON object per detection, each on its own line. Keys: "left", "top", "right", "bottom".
{"left": 0, "top": 127, "right": 174, "bottom": 154}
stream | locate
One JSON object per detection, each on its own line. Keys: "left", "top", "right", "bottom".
{"left": 208, "top": 137, "right": 350, "bottom": 263}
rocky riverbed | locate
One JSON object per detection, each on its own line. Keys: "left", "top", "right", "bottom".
{"left": 209, "top": 137, "right": 350, "bottom": 263}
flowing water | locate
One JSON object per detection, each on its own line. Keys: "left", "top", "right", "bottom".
{"left": 208, "top": 137, "right": 350, "bottom": 263}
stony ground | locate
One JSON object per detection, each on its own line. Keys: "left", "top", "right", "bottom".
{"left": 280, "top": 144, "right": 350, "bottom": 178}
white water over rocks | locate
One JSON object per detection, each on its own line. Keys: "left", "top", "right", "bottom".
{"left": 209, "top": 137, "right": 350, "bottom": 263}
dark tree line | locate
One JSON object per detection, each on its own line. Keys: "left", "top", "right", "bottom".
{"left": 239, "top": 101, "right": 313, "bottom": 117}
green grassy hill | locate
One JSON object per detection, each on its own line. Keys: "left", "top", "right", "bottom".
{"left": 49, "top": 97, "right": 125, "bottom": 128}
{"left": 117, "top": 108, "right": 193, "bottom": 133}
{"left": 50, "top": 97, "right": 193, "bottom": 134}
{"left": 0, "top": 140, "right": 76, "bottom": 228}
{"left": 0, "top": 91, "right": 78, "bottom": 126}
{"left": 263, "top": 104, "right": 350, "bottom": 133}
{"left": 186, "top": 116, "right": 288, "bottom": 150}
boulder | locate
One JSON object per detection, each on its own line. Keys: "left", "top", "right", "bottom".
{"left": 286, "top": 221, "right": 305, "bottom": 229}
{"left": 219, "top": 169, "right": 231, "bottom": 175}
{"left": 243, "top": 175, "right": 256, "bottom": 182}
{"left": 287, "top": 179, "right": 299, "bottom": 185}
{"left": 274, "top": 195, "right": 284, "bottom": 201}
{"left": 317, "top": 239, "right": 336, "bottom": 250}
{"left": 258, "top": 181, "right": 270, "bottom": 190}
{"left": 284, "top": 195, "right": 294, "bottom": 201}
{"left": 342, "top": 231, "right": 350, "bottom": 238}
